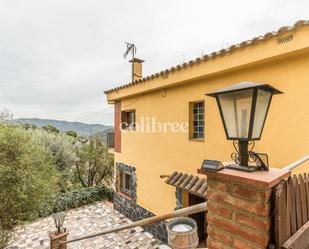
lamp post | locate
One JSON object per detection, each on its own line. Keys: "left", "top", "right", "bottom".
{"left": 206, "top": 82, "right": 282, "bottom": 171}
{"left": 52, "top": 212, "right": 66, "bottom": 234}
{"left": 50, "top": 212, "right": 68, "bottom": 249}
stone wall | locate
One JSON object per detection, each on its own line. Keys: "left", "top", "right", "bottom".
{"left": 114, "top": 162, "right": 168, "bottom": 243}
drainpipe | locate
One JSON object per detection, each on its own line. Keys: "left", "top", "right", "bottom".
{"left": 283, "top": 155, "right": 309, "bottom": 171}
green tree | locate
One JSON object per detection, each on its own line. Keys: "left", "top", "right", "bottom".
{"left": 66, "top": 130, "right": 77, "bottom": 138}
{"left": 22, "top": 123, "right": 37, "bottom": 130}
{"left": 27, "top": 129, "right": 78, "bottom": 192}
{"left": 42, "top": 125, "right": 60, "bottom": 134}
{"left": 76, "top": 137, "right": 113, "bottom": 187}
{"left": 0, "top": 124, "right": 58, "bottom": 247}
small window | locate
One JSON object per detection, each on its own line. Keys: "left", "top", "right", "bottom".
{"left": 189, "top": 101, "right": 204, "bottom": 140}
{"left": 121, "top": 110, "right": 136, "bottom": 130}
{"left": 119, "top": 170, "right": 132, "bottom": 196}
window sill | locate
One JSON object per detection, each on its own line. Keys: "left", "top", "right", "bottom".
{"left": 189, "top": 138, "right": 205, "bottom": 142}
{"left": 118, "top": 191, "right": 132, "bottom": 201}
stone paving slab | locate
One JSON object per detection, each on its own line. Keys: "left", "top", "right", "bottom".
{"left": 7, "top": 201, "right": 170, "bottom": 249}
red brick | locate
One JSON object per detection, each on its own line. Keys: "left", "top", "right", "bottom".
{"left": 114, "top": 101, "right": 121, "bottom": 153}
{"left": 234, "top": 212, "right": 271, "bottom": 231}
{"left": 233, "top": 238, "right": 264, "bottom": 249}
{"left": 207, "top": 237, "right": 232, "bottom": 249}
{"left": 207, "top": 226, "right": 233, "bottom": 245}
{"left": 208, "top": 214, "right": 269, "bottom": 247}
{"left": 231, "top": 184, "right": 272, "bottom": 203}
{"left": 208, "top": 179, "right": 229, "bottom": 192}
{"left": 208, "top": 201, "right": 233, "bottom": 218}
{"left": 206, "top": 189, "right": 270, "bottom": 216}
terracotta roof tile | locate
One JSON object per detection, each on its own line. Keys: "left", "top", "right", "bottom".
{"left": 166, "top": 171, "right": 207, "bottom": 198}
{"left": 165, "top": 171, "right": 178, "bottom": 183}
{"left": 175, "top": 174, "right": 188, "bottom": 187}
{"left": 184, "top": 176, "right": 199, "bottom": 191}
{"left": 190, "top": 178, "right": 205, "bottom": 193}
{"left": 169, "top": 172, "right": 183, "bottom": 185}
{"left": 105, "top": 20, "right": 309, "bottom": 95}
{"left": 179, "top": 175, "right": 193, "bottom": 189}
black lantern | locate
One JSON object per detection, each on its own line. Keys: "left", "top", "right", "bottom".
{"left": 52, "top": 211, "right": 66, "bottom": 234}
{"left": 206, "top": 82, "right": 282, "bottom": 171}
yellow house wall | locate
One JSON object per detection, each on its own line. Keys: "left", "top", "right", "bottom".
{"left": 111, "top": 39, "right": 309, "bottom": 216}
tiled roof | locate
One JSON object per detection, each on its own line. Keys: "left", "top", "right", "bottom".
{"left": 166, "top": 171, "right": 207, "bottom": 198}
{"left": 104, "top": 20, "right": 309, "bottom": 94}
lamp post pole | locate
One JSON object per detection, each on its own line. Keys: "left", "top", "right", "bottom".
{"left": 238, "top": 141, "right": 249, "bottom": 166}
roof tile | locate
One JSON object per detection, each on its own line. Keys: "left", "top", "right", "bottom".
{"left": 166, "top": 171, "right": 207, "bottom": 198}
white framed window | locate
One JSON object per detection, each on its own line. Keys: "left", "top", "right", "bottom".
{"left": 189, "top": 101, "right": 205, "bottom": 140}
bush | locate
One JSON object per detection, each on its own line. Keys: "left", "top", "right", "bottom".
{"left": 54, "top": 186, "right": 113, "bottom": 212}
{"left": 40, "top": 186, "right": 113, "bottom": 216}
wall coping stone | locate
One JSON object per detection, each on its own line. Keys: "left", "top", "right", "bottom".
{"left": 198, "top": 167, "right": 291, "bottom": 190}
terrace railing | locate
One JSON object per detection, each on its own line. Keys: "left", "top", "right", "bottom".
{"left": 59, "top": 202, "right": 207, "bottom": 247}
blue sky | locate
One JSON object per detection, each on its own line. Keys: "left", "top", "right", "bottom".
{"left": 0, "top": 0, "right": 308, "bottom": 125}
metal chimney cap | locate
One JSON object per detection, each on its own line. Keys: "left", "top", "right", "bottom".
{"left": 129, "top": 58, "right": 145, "bottom": 63}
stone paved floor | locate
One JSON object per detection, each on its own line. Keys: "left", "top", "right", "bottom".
{"left": 7, "top": 201, "right": 170, "bottom": 249}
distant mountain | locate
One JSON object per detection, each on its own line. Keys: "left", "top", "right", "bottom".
{"left": 15, "top": 118, "right": 113, "bottom": 137}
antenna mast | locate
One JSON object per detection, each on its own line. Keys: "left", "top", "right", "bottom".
{"left": 123, "top": 42, "right": 137, "bottom": 82}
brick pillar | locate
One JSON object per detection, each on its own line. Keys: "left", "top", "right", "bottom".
{"left": 49, "top": 231, "right": 69, "bottom": 249}
{"left": 199, "top": 168, "right": 290, "bottom": 249}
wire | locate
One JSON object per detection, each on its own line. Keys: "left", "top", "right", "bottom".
{"left": 77, "top": 106, "right": 113, "bottom": 122}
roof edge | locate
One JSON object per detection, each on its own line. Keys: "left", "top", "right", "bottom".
{"left": 104, "top": 20, "right": 309, "bottom": 95}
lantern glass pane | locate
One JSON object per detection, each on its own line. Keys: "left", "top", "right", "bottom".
{"left": 252, "top": 89, "right": 272, "bottom": 139}
{"left": 218, "top": 89, "right": 253, "bottom": 139}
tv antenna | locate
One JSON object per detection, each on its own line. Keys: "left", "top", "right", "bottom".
{"left": 124, "top": 42, "right": 137, "bottom": 82}
{"left": 123, "top": 42, "right": 136, "bottom": 60}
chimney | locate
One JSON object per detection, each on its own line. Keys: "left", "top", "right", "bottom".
{"left": 129, "top": 58, "right": 144, "bottom": 82}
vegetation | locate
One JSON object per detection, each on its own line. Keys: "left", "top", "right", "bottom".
{"left": 66, "top": 130, "right": 77, "bottom": 138}
{"left": 27, "top": 128, "right": 79, "bottom": 192}
{"left": 76, "top": 137, "right": 113, "bottom": 187}
{"left": 52, "top": 186, "right": 113, "bottom": 213}
{"left": 0, "top": 117, "right": 114, "bottom": 248}
{"left": 0, "top": 124, "right": 59, "bottom": 247}
{"left": 42, "top": 124, "right": 60, "bottom": 134}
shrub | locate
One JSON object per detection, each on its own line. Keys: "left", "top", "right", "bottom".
{"left": 40, "top": 186, "right": 113, "bottom": 216}
{"left": 54, "top": 186, "right": 113, "bottom": 212}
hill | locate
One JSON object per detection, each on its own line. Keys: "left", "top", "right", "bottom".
{"left": 15, "top": 118, "right": 113, "bottom": 137}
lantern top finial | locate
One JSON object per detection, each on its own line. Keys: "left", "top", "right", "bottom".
{"left": 206, "top": 82, "right": 283, "bottom": 97}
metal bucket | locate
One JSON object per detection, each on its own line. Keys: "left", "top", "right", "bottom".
{"left": 167, "top": 217, "right": 199, "bottom": 249}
